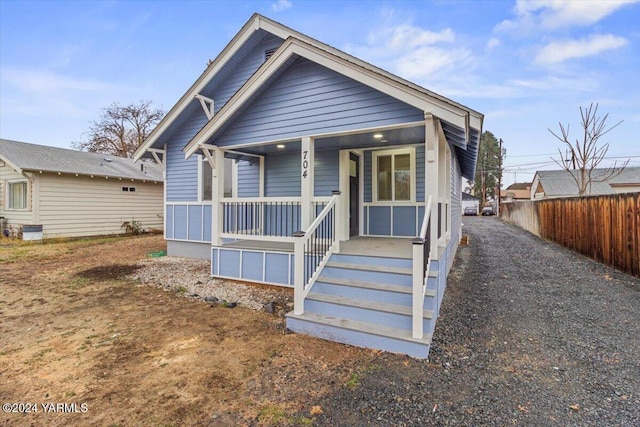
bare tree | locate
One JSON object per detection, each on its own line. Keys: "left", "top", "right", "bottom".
{"left": 74, "top": 100, "right": 164, "bottom": 158}
{"left": 549, "top": 103, "right": 628, "bottom": 196}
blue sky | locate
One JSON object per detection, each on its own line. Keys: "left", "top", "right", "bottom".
{"left": 1, "top": 0, "right": 639, "bottom": 185}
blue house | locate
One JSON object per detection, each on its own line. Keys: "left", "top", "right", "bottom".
{"left": 134, "top": 14, "right": 483, "bottom": 358}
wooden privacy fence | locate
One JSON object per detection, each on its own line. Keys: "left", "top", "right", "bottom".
{"left": 502, "top": 193, "right": 640, "bottom": 278}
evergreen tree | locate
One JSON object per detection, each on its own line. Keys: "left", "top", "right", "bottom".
{"left": 472, "top": 131, "right": 502, "bottom": 205}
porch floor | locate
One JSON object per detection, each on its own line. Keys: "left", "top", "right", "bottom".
{"left": 220, "top": 236, "right": 413, "bottom": 259}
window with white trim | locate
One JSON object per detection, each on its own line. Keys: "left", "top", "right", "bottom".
{"left": 8, "top": 180, "right": 28, "bottom": 210}
{"left": 372, "top": 148, "right": 415, "bottom": 202}
{"left": 200, "top": 156, "right": 235, "bottom": 201}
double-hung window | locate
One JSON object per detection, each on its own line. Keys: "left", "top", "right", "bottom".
{"left": 373, "top": 148, "right": 415, "bottom": 202}
{"left": 8, "top": 180, "right": 28, "bottom": 210}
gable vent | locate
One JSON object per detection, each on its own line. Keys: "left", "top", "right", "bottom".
{"left": 264, "top": 47, "right": 277, "bottom": 61}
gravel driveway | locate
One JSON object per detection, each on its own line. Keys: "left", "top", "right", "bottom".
{"left": 310, "top": 216, "right": 639, "bottom": 426}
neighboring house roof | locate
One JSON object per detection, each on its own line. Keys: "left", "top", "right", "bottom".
{"left": 501, "top": 182, "right": 531, "bottom": 200}
{"left": 532, "top": 167, "right": 640, "bottom": 198}
{"left": 134, "top": 13, "right": 483, "bottom": 179}
{"left": 462, "top": 192, "right": 480, "bottom": 201}
{"left": 0, "top": 139, "right": 163, "bottom": 182}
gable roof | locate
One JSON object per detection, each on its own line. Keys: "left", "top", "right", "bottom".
{"left": 0, "top": 139, "right": 163, "bottom": 182}
{"left": 134, "top": 13, "right": 483, "bottom": 165}
{"left": 534, "top": 167, "right": 640, "bottom": 197}
{"left": 462, "top": 192, "right": 479, "bottom": 201}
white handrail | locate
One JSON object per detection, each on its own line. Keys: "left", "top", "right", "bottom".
{"left": 293, "top": 191, "right": 341, "bottom": 315}
{"left": 411, "top": 196, "right": 433, "bottom": 339}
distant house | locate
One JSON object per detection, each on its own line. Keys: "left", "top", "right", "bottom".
{"left": 501, "top": 182, "right": 531, "bottom": 201}
{"left": 461, "top": 192, "right": 480, "bottom": 214}
{"left": 531, "top": 167, "right": 640, "bottom": 200}
{"left": 0, "top": 139, "right": 163, "bottom": 239}
{"left": 133, "top": 13, "right": 483, "bottom": 358}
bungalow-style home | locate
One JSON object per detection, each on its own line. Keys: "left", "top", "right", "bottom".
{"left": 501, "top": 182, "right": 531, "bottom": 202}
{"left": 531, "top": 167, "right": 640, "bottom": 200}
{"left": 461, "top": 192, "right": 480, "bottom": 215}
{"left": 134, "top": 14, "right": 483, "bottom": 358}
{"left": 0, "top": 139, "right": 163, "bottom": 239}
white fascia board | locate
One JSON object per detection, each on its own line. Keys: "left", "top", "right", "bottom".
{"left": 133, "top": 15, "right": 262, "bottom": 161}
{"left": 0, "top": 154, "right": 23, "bottom": 175}
{"left": 184, "top": 38, "right": 478, "bottom": 158}
{"left": 257, "top": 14, "right": 484, "bottom": 128}
{"left": 183, "top": 39, "right": 299, "bottom": 159}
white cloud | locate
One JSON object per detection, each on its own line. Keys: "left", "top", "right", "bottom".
{"left": 486, "top": 38, "right": 501, "bottom": 50}
{"left": 496, "top": 0, "right": 639, "bottom": 33}
{"left": 0, "top": 67, "right": 123, "bottom": 117}
{"left": 271, "top": 0, "right": 292, "bottom": 12}
{"left": 535, "top": 34, "right": 628, "bottom": 64}
{"left": 345, "top": 24, "right": 471, "bottom": 83}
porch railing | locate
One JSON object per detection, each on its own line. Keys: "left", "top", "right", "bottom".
{"left": 221, "top": 197, "right": 301, "bottom": 241}
{"left": 293, "top": 191, "right": 341, "bottom": 315}
{"left": 411, "top": 195, "right": 434, "bottom": 339}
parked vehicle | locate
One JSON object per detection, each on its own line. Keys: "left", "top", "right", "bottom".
{"left": 481, "top": 207, "right": 495, "bottom": 216}
{"left": 464, "top": 206, "right": 477, "bottom": 216}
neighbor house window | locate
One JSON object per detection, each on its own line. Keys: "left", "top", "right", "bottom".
{"left": 8, "top": 180, "right": 28, "bottom": 210}
{"left": 373, "top": 148, "right": 415, "bottom": 202}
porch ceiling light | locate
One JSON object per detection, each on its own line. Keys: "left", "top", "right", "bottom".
{"left": 373, "top": 133, "right": 384, "bottom": 139}
{"left": 277, "top": 144, "right": 285, "bottom": 149}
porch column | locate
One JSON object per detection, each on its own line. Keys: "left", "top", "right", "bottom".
{"left": 300, "top": 136, "right": 315, "bottom": 230}
{"left": 438, "top": 123, "right": 448, "bottom": 246}
{"left": 425, "top": 113, "right": 439, "bottom": 252}
{"left": 207, "top": 147, "right": 225, "bottom": 246}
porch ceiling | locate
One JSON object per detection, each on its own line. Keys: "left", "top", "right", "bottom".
{"left": 226, "top": 125, "right": 426, "bottom": 156}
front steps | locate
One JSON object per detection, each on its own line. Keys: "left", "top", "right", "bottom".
{"left": 286, "top": 252, "right": 440, "bottom": 359}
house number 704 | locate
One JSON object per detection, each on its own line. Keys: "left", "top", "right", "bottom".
{"left": 302, "top": 150, "right": 308, "bottom": 179}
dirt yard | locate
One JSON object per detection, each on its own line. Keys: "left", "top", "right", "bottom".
{"left": 0, "top": 235, "right": 375, "bottom": 427}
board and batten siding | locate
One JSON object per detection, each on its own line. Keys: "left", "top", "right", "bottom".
{"left": 35, "top": 173, "right": 163, "bottom": 238}
{"left": 0, "top": 163, "right": 34, "bottom": 227}
{"left": 214, "top": 58, "right": 424, "bottom": 148}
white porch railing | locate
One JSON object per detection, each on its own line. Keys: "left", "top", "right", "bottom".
{"left": 293, "top": 191, "right": 341, "bottom": 315}
{"left": 411, "top": 195, "right": 434, "bottom": 339}
{"left": 221, "top": 197, "right": 301, "bottom": 241}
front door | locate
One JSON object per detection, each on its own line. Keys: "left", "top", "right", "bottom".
{"left": 349, "top": 153, "right": 360, "bottom": 236}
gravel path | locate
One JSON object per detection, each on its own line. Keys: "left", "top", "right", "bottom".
{"left": 311, "top": 216, "right": 640, "bottom": 426}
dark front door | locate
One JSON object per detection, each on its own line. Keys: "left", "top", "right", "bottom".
{"left": 349, "top": 153, "right": 360, "bottom": 236}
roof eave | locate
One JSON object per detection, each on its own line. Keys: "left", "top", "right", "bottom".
{"left": 133, "top": 14, "right": 264, "bottom": 161}
{"left": 183, "top": 36, "right": 482, "bottom": 159}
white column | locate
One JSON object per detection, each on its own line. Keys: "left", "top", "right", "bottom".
{"left": 300, "top": 137, "right": 315, "bottom": 230}
{"left": 425, "top": 113, "right": 439, "bottom": 252}
{"left": 209, "top": 147, "right": 225, "bottom": 246}
{"left": 337, "top": 150, "right": 350, "bottom": 242}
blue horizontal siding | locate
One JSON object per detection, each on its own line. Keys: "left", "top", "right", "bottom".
{"left": 215, "top": 58, "right": 424, "bottom": 147}
{"left": 314, "top": 149, "right": 339, "bottom": 196}
{"left": 364, "top": 151, "right": 372, "bottom": 203}
{"left": 237, "top": 160, "right": 260, "bottom": 197}
{"left": 166, "top": 114, "right": 207, "bottom": 202}
{"left": 265, "top": 152, "right": 300, "bottom": 197}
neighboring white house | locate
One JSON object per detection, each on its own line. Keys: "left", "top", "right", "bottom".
{"left": 531, "top": 167, "right": 640, "bottom": 200}
{"left": 0, "top": 139, "right": 164, "bottom": 239}
{"left": 461, "top": 192, "right": 480, "bottom": 214}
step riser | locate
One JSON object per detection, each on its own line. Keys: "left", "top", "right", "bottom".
{"left": 305, "top": 299, "right": 433, "bottom": 332}
{"left": 331, "top": 254, "right": 412, "bottom": 269}
{"left": 312, "top": 281, "right": 437, "bottom": 311}
{"left": 322, "top": 266, "right": 412, "bottom": 286}
{"left": 287, "top": 317, "right": 430, "bottom": 359}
